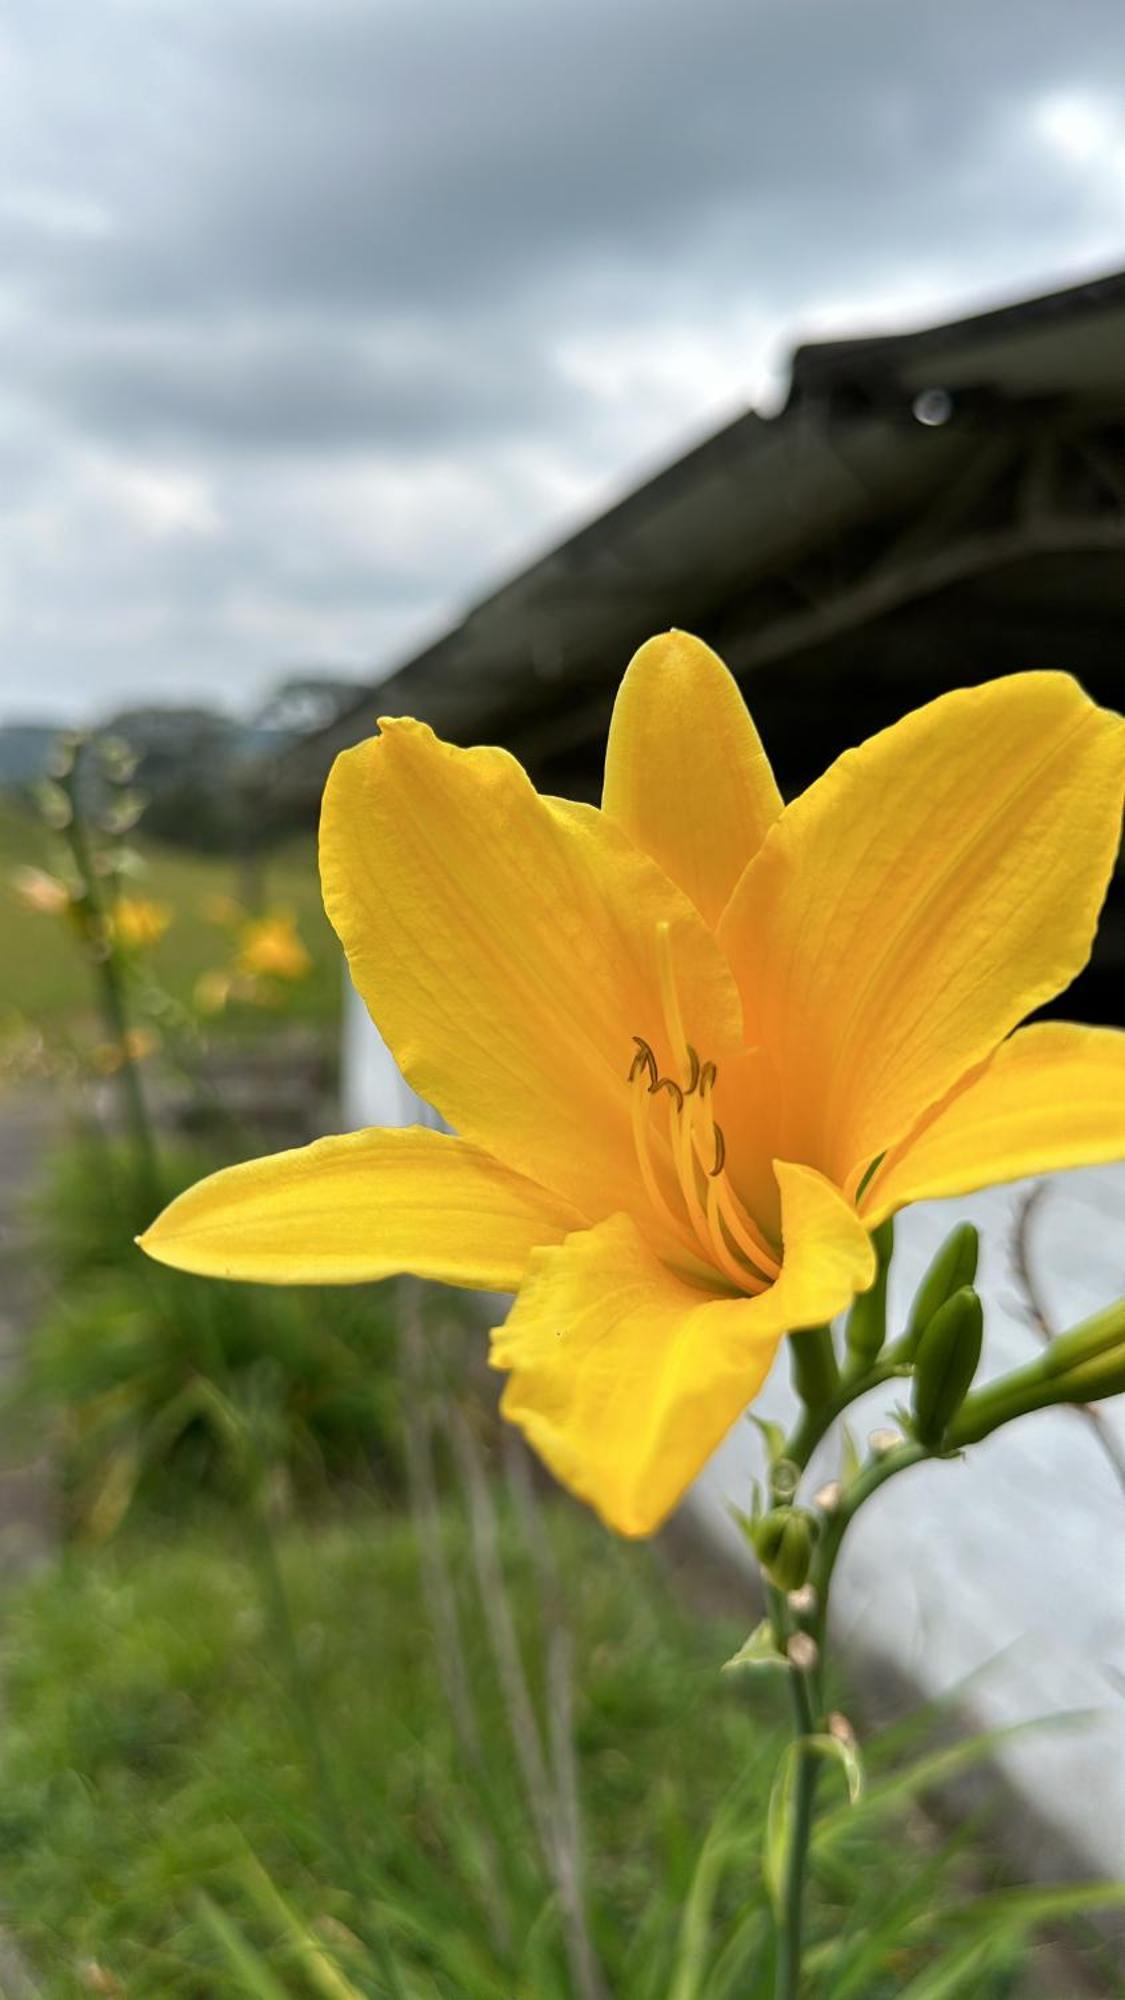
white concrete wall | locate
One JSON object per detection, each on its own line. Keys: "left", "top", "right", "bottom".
{"left": 342, "top": 980, "right": 1125, "bottom": 1875}
{"left": 691, "top": 1164, "right": 1125, "bottom": 1880}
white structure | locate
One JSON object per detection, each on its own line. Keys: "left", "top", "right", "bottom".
{"left": 343, "top": 981, "right": 1125, "bottom": 1877}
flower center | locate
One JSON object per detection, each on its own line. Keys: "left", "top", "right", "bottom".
{"left": 627, "top": 925, "right": 781, "bottom": 1295}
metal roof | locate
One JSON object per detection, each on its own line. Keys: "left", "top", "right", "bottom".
{"left": 278, "top": 263, "right": 1125, "bottom": 815}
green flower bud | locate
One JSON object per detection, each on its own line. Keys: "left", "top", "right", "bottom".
{"left": 911, "top": 1285, "right": 984, "bottom": 1446}
{"left": 906, "top": 1222, "right": 979, "bottom": 1354}
{"left": 753, "top": 1508, "right": 815, "bottom": 1592}
{"left": 845, "top": 1217, "right": 895, "bottom": 1365}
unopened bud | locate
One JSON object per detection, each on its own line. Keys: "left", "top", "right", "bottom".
{"left": 770, "top": 1457, "right": 799, "bottom": 1502}
{"left": 912, "top": 1285, "right": 984, "bottom": 1446}
{"left": 827, "top": 1710, "right": 856, "bottom": 1748}
{"left": 36, "top": 779, "right": 72, "bottom": 830}
{"left": 787, "top": 1583, "right": 818, "bottom": 1618}
{"left": 753, "top": 1507, "right": 815, "bottom": 1592}
{"left": 906, "top": 1223, "right": 979, "bottom": 1354}
{"left": 845, "top": 1217, "right": 895, "bottom": 1365}
{"left": 813, "top": 1479, "right": 842, "bottom": 1514}
{"left": 787, "top": 1632, "right": 819, "bottom": 1673}
{"left": 867, "top": 1428, "right": 902, "bottom": 1457}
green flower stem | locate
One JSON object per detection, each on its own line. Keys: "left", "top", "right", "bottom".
{"left": 61, "top": 760, "right": 160, "bottom": 1210}
{"left": 767, "top": 1429, "right": 933, "bottom": 2000}
{"left": 784, "top": 1349, "right": 905, "bottom": 1473}
{"left": 768, "top": 1578, "right": 821, "bottom": 2000}
{"left": 788, "top": 1325, "right": 840, "bottom": 1412}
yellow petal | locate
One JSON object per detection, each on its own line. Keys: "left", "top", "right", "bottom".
{"left": 138, "top": 1125, "right": 585, "bottom": 1288}
{"left": 491, "top": 1161, "right": 874, "bottom": 1536}
{"left": 602, "top": 631, "right": 783, "bottom": 929}
{"left": 720, "top": 673, "right": 1125, "bottom": 1190}
{"left": 320, "top": 719, "right": 743, "bottom": 1231}
{"left": 863, "top": 1023, "right": 1125, "bottom": 1223}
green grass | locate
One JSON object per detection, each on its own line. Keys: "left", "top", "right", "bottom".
{"left": 0, "top": 799, "right": 340, "bottom": 1040}
{"left": 0, "top": 1504, "right": 1116, "bottom": 1998}
{"left": 6, "top": 1137, "right": 406, "bottom": 1533}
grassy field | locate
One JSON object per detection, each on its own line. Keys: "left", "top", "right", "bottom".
{"left": 0, "top": 799, "right": 341, "bottom": 1042}
{"left": 0, "top": 1498, "right": 1115, "bottom": 1999}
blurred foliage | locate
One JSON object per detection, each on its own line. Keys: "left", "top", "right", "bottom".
{"left": 0, "top": 797, "right": 340, "bottom": 1046}
{"left": 4, "top": 1137, "right": 404, "bottom": 1534}
{"left": 0, "top": 1506, "right": 1116, "bottom": 1998}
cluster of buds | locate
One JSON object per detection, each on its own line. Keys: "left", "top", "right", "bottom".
{"left": 904, "top": 1224, "right": 983, "bottom": 1448}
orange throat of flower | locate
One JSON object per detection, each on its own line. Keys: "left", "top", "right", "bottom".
{"left": 628, "top": 1038, "right": 779, "bottom": 1293}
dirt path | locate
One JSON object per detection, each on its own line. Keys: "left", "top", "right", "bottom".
{"left": 0, "top": 1088, "right": 57, "bottom": 1993}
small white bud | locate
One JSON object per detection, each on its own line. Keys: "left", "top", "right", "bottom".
{"left": 868, "top": 1427, "right": 903, "bottom": 1457}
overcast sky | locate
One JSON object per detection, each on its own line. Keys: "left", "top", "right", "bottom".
{"left": 3, "top": 0, "right": 1125, "bottom": 723}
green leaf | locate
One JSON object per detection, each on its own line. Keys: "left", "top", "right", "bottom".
{"left": 839, "top": 1423, "right": 862, "bottom": 1488}
{"left": 721, "top": 1621, "right": 789, "bottom": 1676}
{"left": 764, "top": 1730, "right": 864, "bottom": 1923}
{"left": 804, "top": 1732, "right": 864, "bottom": 1806}
{"left": 748, "top": 1414, "right": 788, "bottom": 1467}
{"left": 236, "top": 1853, "right": 369, "bottom": 2000}
{"left": 892, "top": 1934, "right": 1002, "bottom": 1999}
{"left": 763, "top": 1745, "right": 798, "bottom": 1919}
{"left": 194, "top": 1892, "right": 293, "bottom": 2000}
{"left": 814, "top": 1712, "right": 1096, "bottom": 1852}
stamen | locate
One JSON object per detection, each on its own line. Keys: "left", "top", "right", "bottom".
{"left": 712, "top": 1180, "right": 778, "bottom": 1285}
{"left": 652, "top": 1075, "right": 684, "bottom": 1112}
{"left": 695, "top": 1067, "right": 782, "bottom": 1280}
{"left": 630, "top": 926, "right": 779, "bottom": 1296}
{"left": 704, "top": 1178, "right": 770, "bottom": 1293}
{"left": 629, "top": 1035, "right": 658, "bottom": 1086}
{"left": 630, "top": 1066, "right": 697, "bottom": 1253}
{"left": 670, "top": 1084, "right": 714, "bottom": 1253}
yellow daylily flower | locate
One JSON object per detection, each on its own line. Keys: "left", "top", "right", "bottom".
{"left": 111, "top": 895, "right": 171, "bottom": 951}
{"left": 139, "top": 632, "right": 1125, "bottom": 1536}
{"left": 236, "top": 908, "right": 311, "bottom": 982}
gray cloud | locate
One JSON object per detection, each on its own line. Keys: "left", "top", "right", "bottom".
{"left": 3, "top": 0, "right": 1125, "bottom": 717}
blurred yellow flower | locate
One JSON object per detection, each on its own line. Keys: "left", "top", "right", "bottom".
{"left": 194, "top": 969, "right": 234, "bottom": 1016}
{"left": 141, "top": 633, "right": 1125, "bottom": 1537}
{"left": 111, "top": 896, "right": 171, "bottom": 951}
{"left": 236, "top": 909, "right": 311, "bottom": 982}
{"left": 11, "top": 865, "right": 72, "bottom": 916}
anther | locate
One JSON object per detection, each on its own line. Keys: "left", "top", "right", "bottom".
{"left": 684, "top": 1045, "right": 702, "bottom": 1094}
{"left": 629, "top": 1036, "right": 658, "bottom": 1086}
{"left": 653, "top": 1075, "right": 684, "bottom": 1112}
{"left": 710, "top": 1123, "right": 726, "bottom": 1178}
{"left": 698, "top": 1060, "right": 718, "bottom": 1095}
